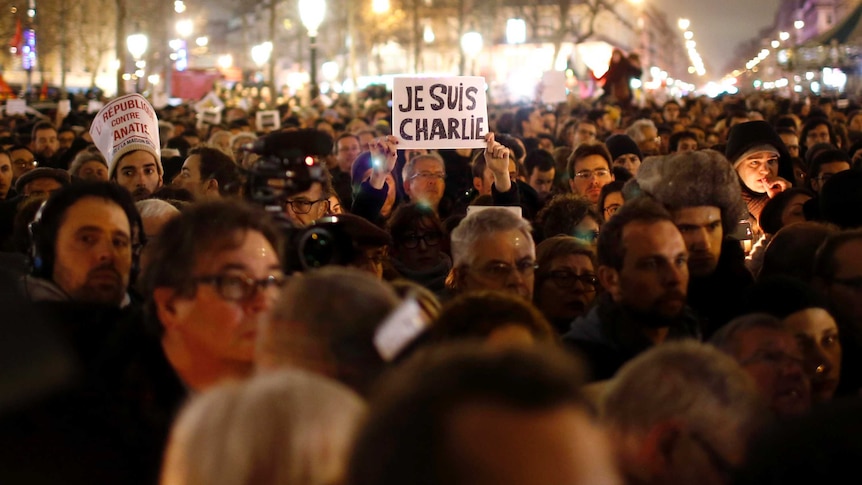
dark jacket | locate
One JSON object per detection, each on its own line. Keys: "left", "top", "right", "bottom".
{"left": 0, "top": 300, "right": 186, "bottom": 485}
{"left": 562, "top": 293, "right": 702, "bottom": 381}
{"left": 688, "top": 239, "right": 754, "bottom": 338}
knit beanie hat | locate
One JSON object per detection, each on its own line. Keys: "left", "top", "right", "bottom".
{"left": 605, "top": 134, "right": 643, "bottom": 161}
{"left": 725, "top": 121, "right": 794, "bottom": 182}
{"left": 89, "top": 93, "right": 162, "bottom": 179}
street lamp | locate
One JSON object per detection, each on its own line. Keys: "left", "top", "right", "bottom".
{"left": 299, "top": 0, "right": 326, "bottom": 98}
{"left": 251, "top": 42, "right": 272, "bottom": 69}
{"left": 127, "top": 32, "right": 148, "bottom": 93}
{"left": 461, "top": 31, "right": 482, "bottom": 75}
{"left": 176, "top": 19, "right": 193, "bottom": 38}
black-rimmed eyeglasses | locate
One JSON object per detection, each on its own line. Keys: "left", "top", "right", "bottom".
{"left": 192, "top": 274, "right": 286, "bottom": 301}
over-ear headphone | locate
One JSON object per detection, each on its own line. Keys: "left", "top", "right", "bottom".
{"left": 27, "top": 184, "right": 145, "bottom": 283}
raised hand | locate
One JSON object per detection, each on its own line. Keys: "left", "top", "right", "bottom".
{"left": 484, "top": 132, "right": 512, "bottom": 192}
{"left": 369, "top": 135, "right": 399, "bottom": 190}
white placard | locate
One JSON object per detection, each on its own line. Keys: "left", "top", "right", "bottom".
{"left": 194, "top": 90, "right": 224, "bottom": 113}
{"left": 392, "top": 76, "right": 488, "bottom": 150}
{"left": 6, "top": 99, "right": 26, "bottom": 115}
{"left": 373, "top": 298, "right": 428, "bottom": 362}
{"left": 88, "top": 93, "right": 160, "bottom": 168}
{"left": 540, "top": 71, "right": 568, "bottom": 105}
{"left": 196, "top": 108, "right": 222, "bottom": 131}
{"left": 256, "top": 110, "right": 280, "bottom": 131}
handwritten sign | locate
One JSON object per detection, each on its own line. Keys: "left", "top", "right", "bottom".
{"left": 89, "top": 93, "right": 160, "bottom": 168}
{"left": 392, "top": 76, "right": 488, "bottom": 149}
{"left": 193, "top": 90, "right": 224, "bottom": 113}
{"left": 256, "top": 110, "right": 280, "bottom": 132}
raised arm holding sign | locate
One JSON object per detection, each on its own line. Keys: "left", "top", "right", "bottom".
{"left": 392, "top": 76, "right": 489, "bottom": 150}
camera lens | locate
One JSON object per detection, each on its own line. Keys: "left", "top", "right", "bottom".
{"left": 298, "top": 227, "right": 336, "bottom": 269}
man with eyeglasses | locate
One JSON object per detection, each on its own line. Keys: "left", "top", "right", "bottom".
{"left": 142, "top": 200, "right": 283, "bottom": 392}
{"left": 402, "top": 152, "right": 446, "bottom": 215}
{"left": 284, "top": 176, "right": 333, "bottom": 226}
{"left": 563, "top": 197, "right": 701, "bottom": 381}
{"left": 9, "top": 145, "right": 38, "bottom": 183}
{"left": 449, "top": 206, "right": 536, "bottom": 300}
{"left": 567, "top": 143, "right": 615, "bottom": 205}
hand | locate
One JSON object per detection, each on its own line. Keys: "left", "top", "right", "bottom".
{"left": 369, "top": 135, "right": 398, "bottom": 190}
{"left": 484, "top": 133, "right": 511, "bottom": 193}
{"left": 762, "top": 176, "right": 790, "bottom": 198}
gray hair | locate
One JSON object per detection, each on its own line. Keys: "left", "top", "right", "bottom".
{"left": 602, "top": 340, "right": 767, "bottom": 469}
{"left": 67, "top": 148, "right": 108, "bottom": 177}
{"left": 709, "top": 313, "right": 788, "bottom": 356}
{"left": 257, "top": 266, "right": 400, "bottom": 396}
{"left": 135, "top": 198, "right": 180, "bottom": 220}
{"left": 158, "top": 121, "right": 175, "bottom": 148}
{"left": 636, "top": 150, "right": 748, "bottom": 234}
{"left": 161, "top": 369, "right": 365, "bottom": 485}
{"left": 402, "top": 152, "right": 445, "bottom": 185}
{"left": 626, "top": 119, "right": 657, "bottom": 143}
{"left": 450, "top": 208, "right": 533, "bottom": 267}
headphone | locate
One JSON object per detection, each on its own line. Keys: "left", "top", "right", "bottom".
{"left": 27, "top": 188, "right": 145, "bottom": 282}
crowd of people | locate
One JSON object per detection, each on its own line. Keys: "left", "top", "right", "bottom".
{"left": 0, "top": 88, "right": 861, "bottom": 485}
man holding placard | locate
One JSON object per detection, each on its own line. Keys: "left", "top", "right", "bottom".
{"left": 89, "top": 93, "right": 164, "bottom": 201}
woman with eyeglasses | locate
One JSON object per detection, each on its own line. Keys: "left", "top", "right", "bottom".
{"left": 387, "top": 202, "right": 451, "bottom": 293}
{"left": 533, "top": 236, "right": 599, "bottom": 334}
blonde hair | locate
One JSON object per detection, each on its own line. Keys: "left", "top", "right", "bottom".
{"left": 161, "top": 370, "right": 366, "bottom": 485}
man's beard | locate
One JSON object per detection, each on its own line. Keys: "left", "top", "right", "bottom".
{"left": 70, "top": 265, "right": 126, "bottom": 306}
{"left": 624, "top": 290, "right": 687, "bottom": 329}
{"left": 131, "top": 187, "right": 152, "bottom": 200}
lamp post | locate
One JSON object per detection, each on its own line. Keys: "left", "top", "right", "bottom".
{"left": 299, "top": 0, "right": 326, "bottom": 99}
{"left": 127, "top": 32, "right": 148, "bottom": 93}
{"left": 251, "top": 42, "right": 273, "bottom": 80}
{"left": 460, "top": 31, "right": 482, "bottom": 76}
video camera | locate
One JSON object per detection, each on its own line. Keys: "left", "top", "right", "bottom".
{"left": 241, "top": 129, "right": 359, "bottom": 272}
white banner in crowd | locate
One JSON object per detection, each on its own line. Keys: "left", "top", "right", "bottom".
{"left": 5, "top": 99, "right": 26, "bottom": 115}
{"left": 541, "top": 71, "right": 568, "bottom": 105}
{"left": 89, "top": 93, "right": 160, "bottom": 168}
{"left": 392, "top": 76, "right": 488, "bottom": 150}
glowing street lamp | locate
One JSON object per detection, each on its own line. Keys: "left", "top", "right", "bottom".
{"left": 176, "top": 19, "right": 193, "bottom": 38}
{"left": 126, "top": 32, "right": 148, "bottom": 93}
{"left": 251, "top": 42, "right": 272, "bottom": 68}
{"left": 506, "top": 19, "right": 526, "bottom": 44}
{"left": 461, "top": 31, "right": 482, "bottom": 75}
{"left": 299, "top": 0, "right": 327, "bottom": 98}
{"left": 372, "top": 0, "right": 389, "bottom": 14}
{"left": 218, "top": 54, "right": 233, "bottom": 70}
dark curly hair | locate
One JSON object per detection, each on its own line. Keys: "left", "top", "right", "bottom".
{"left": 536, "top": 193, "right": 602, "bottom": 241}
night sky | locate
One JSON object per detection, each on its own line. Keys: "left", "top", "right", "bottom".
{"left": 650, "top": 0, "right": 781, "bottom": 77}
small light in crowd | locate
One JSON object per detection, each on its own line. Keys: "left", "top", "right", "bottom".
{"left": 122, "top": 73, "right": 132, "bottom": 81}
{"left": 779, "top": 31, "right": 790, "bottom": 41}
{"left": 174, "top": 0, "right": 186, "bottom": 13}
{"left": 771, "top": 40, "right": 780, "bottom": 48}
{"left": 195, "top": 36, "right": 208, "bottom": 47}
{"left": 794, "top": 20, "right": 805, "bottom": 30}
{"left": 148, "top": 74, "right": 161, "bottom": 85}
{"left": 684, "top": 31, "right": 693, "bottom": 40}
{"left": 678, "top": 18, "right": 690, "bottom": 30}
